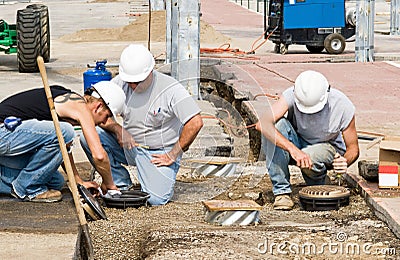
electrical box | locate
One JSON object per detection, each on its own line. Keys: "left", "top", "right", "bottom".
{"left": 283, "top": 0, "right": 345, "bottom": 29}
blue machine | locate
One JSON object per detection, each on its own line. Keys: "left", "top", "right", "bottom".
{"left": 265, "top": 0, "right": 356, "bottom": 54}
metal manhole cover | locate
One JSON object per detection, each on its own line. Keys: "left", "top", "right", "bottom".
{"left": 299, "top": 185, "right": 351, "bottom": 211}
{"left": 299, "top": 185, "right": 350, "bottom": 198}
{"left": 78, "top": 184, "right": 107, "bottom": 221}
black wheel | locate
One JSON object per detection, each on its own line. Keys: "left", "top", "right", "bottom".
{"left": 17, "top": 8, "right": 41, "bottom": 72}
{"left": 306, "top": 45, "right": 325, "bottom": 53}
{"left": 324, "top": 33, "right": 346, "bottom": 54}
{"left": 27, "top": 4, "right": 50, "bottom": 62}
{"left": 274, "top": 43, "right": 280, "bottom": 54}
{"left": 280, "top": 44, "right": 288, "bottom": 55}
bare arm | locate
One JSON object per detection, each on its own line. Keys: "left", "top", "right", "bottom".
{"left": 255, "top": 96, "right": 312, "bottom": 169}
{"left": 62, "top": 151, "right": 100, "bottom": 190}
{"left": 341, "top": 116, "right": 359, "bottom": 166}
{"left": 151, "top": 113, "right": 203, "bottom": 167}
{"left": 54, "top": 94, "right": 118, "bottom": 192}
{"left": 100, "top": 117, "right": 139, "bottom": 149}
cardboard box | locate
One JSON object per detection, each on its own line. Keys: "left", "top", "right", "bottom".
{"left": 378, "top": 137, "right": 400, "bottom": 188}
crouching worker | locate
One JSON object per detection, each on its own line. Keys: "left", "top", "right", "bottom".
{"left": 0, "top": 81, "right": 125, "bottom": 202}
{"left": 255, "top": 70, "right": 359, "bottom": 210}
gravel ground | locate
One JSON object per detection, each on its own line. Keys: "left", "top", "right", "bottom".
{"left": 88, "top": 168, "right": 400, "bottom": 260}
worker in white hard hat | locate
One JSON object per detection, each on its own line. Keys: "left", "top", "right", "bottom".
{"left": 255, "top": 70, "right": 359, "bottom": 210}
{"left": 0, "top": 81, "right": 125, "bottom": 202}
{"left": 80, "top": 44, "right": 204, "bottom": 205}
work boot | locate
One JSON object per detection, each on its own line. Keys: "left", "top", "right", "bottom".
{"left": 31, "top": 189, "right": 62, "bottom": 203}
{"left": 273, "top": 194, "right": 294, "bottom": 210}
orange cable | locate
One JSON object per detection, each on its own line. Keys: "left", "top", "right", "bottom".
{"left": 253, "top": 93, "right": 280, "bottom": 100}
{"left": 250, "top": 26, "right": 279, "bottom": 53}
{"left": 199, "top": 26, "right": 278, "bottom": 59}
{"left": 254, "top": 63, "right": 295, "bottom": 84}
{"left": 153, "top": 51, "right": 166, "bottom": 60}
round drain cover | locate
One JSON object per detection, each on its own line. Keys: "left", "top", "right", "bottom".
{"left": 102, "top": 190, "right": 150, "bottom": 209}
{"left": 299, "top": 185, "right": 350, "bottom": 211}
{"left": 78, "top": 184, "right": 107, "bottom": 221}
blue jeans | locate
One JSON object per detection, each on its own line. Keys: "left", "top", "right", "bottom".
{"left": 0, "top": 119, "right": 75, "bottom": 200}
{"left": 261, "top": 118, "right": 337, "bottom": 195}
{"left": 80, "top": 127, "right": 181, "bottom": 206}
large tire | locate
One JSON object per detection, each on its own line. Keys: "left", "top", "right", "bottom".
{"left": 17, "top": 8, "right": 41, "bottom": 72}
{"left": 27, "top": 4, "right": 50, "bottom": 62}
{"left": 324, "top": 33, "right": 346, "bottom": 54}
{"left": 306, "top": 45, "right": 325, "bottom": 53}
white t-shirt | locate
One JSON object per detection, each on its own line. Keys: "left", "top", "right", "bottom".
{"left": 112, "top": 70, "right": 201, "bottom": 149}
{"left": 282, "top": 86, "right": 355, "bottom": 154}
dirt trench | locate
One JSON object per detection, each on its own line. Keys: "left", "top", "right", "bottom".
{"left": 87, "top": 170, "right": 400, "bottom": 260}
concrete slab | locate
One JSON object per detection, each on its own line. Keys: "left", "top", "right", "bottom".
{"left": 0, "top": 190, "right": 79, "bottom": 258}
{"left": 0, "top": 232, "right": 77, "bottom": 260}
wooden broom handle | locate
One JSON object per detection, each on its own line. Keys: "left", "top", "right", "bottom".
{"left": 37, "top": 56, "right": 87, "bottom": 226}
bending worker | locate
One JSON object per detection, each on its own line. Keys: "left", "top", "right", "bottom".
{"left": 81, "top": 44, "right": 203, "bottom": 205}
{"left": 256, "top": 70, "right": 359, "bottom": 210}
{"left": 0, "top": 81, "right": 125, "bottom": 202}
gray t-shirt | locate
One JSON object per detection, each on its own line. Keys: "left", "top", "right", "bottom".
{"left": 112, "top": 70, "right": 201, "bottom": 149}
{"left": 282, "top": 86, "right": 355, "bottom": 154}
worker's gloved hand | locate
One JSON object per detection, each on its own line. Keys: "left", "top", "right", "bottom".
{"left": 333, "top": 153, "right": 347, "bottom": 175}
{"left": 98, "top": 188, "right": 122, "bottom": 199}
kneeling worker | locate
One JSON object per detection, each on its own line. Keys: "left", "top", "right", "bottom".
{"left": 0, "top": 81, "right": 125, "bottom": 202}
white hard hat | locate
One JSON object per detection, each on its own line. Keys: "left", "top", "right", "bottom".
{"left": 294, "top": 70, "right": 330, "bottom": 114}
{"left": 118, "top": 44, "right": 155, "bottom": 83}
{"left": 92, "top": 81, "right": 126, "bottom": 118}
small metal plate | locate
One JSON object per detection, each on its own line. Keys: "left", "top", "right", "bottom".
{"left": 78, "top": 184, "right": 107, "bottom": 221}
{"left": 187, "top": 156, "right": 244, "bottom": 165}
{"left": 203, "top": 200, "right": 263, "bottom": 211}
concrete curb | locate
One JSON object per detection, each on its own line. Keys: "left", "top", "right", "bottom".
{"left": 345, "top": 172, "right": 400, "bottom": 239}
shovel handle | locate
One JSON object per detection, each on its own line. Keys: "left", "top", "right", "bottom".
{"left": 37, "top": 56, "right": 88, "bottom": 226}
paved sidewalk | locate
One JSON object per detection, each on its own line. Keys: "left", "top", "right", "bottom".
{"left": 200, "top": 0, "right": 400, "bottom": 239}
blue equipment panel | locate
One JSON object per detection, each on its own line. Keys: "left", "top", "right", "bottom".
{"left": 283, "top": 0, "right": 345, "bottom": 29}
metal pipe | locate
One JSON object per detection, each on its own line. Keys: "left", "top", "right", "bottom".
{"left": 170, "top": 0, "right": 200, "bottom": 99}
{"left": 165, "top": 0, "right": 172, "bottom": 63}
{"left": 390, "top": 0, "right": 400, "bottom": 35}
{"left": 355, "top": 0, "right": 374, "bottom": 62}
